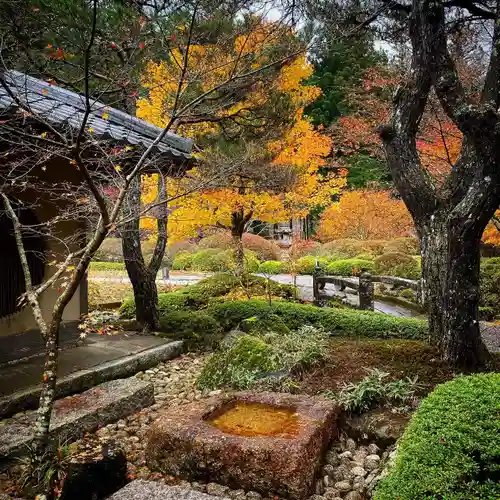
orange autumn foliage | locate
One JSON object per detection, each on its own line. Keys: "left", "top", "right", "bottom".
{"left": 316, "top": 190, "right": 414, "bottom": 241}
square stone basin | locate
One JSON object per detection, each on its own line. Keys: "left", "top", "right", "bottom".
{"left": 146, "top": 391, "right": 339, "bottom": 500}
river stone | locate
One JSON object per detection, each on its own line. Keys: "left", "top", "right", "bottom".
{"left": 108, "top": 480, "right": 231, "bottom": 499}
{"left": 146, "top": 391, "right": 339, "bottom": 500}
{"left": 364, "top": 454, "right": 381, "bottom": 471}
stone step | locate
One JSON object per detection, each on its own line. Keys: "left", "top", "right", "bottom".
{"left": 0, "top": 340, "right": 182, "bottom": 418}
{"left": 108, "top": 480, "right": 230, "bottom": 499}
{"left": 0, "top": 377, "right": 154, "bottom": 460}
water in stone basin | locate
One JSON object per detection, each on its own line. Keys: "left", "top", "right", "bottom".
{"left": 210, "top": 402, "right": 300, "bottom": 438}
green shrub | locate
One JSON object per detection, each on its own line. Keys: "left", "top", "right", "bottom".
{"left": 375, "top": 373, "right": 500, "bottom": 500}
{"left": 480, "top": 257, "right": 500, "bottom": 320}
{"left": 240, "top": 314, "right": 291, "bottom": 335}
{"left": 119, "top": 274, "right": 295, "bottom": 318}
{"left": 187, "top": 248, "right": 260, "bottom": 272}
{"left": 190, "top": 249, "right": 231, "bottom": 272}
{"left": 258, "top": 260, "right": 289, "bottom": 274}
{"left": 208, "top": 300, "right": 428, "bottom": 339}
{"left": 292, "top": 256, "right": 328, "bottom": 274}
{"left": 89, "top": 261, "right": 125, "bottom": 271}
{"left": 157, "top": 310, "right": 222, "bottom": 348}
{"left": 325, "top": 258, "right": 375, "bottom": 276}
{"left": 382, "top": 237, "right": 419, "bottom": 255}
{"left": 197, "top": 325, "right": 328, "bottom": 391}
{"left": 172, "top": 251, "right": 194, "bottom": 270}
{"left": 320, "top": 239, "right": 387, "bottom": 259}
{"left": 374, "top": 252, "right": 421, "bottom": 279}
{"left": 198, "top": 231, "right": 281, "bottom": 261}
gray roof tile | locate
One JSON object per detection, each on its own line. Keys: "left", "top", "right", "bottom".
{"left": 0, "top": 71, "right": 192, "bottom": 160}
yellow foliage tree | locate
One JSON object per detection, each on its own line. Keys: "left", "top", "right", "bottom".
{"left": 138, "top": 30, "right": 346, "bottom": 272}
{"left": 317, "top": 190, "right": 414, "bottom": 242}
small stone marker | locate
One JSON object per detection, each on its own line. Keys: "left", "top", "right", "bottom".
{"left": 0, "top": 378, "right": 154, "bottom": 459}
{"left": 108, "top": 480, "right": 231, "bottom": 499}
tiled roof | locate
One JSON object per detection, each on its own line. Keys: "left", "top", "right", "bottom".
{"left": 0, "top": 70, "right": 192, "bottom": 160}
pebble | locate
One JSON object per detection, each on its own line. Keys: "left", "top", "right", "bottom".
{"left": 344, "top": 492, "right": 363, "bottom": 500}
{"left": 334, "top": 480, "right": 352, "bottom": 492}
{"left": 229, "top": 489, "right": 246, "bottom": 499}
{"left": 323, "top": 489, "right": 341, "bottom": 500}
{"left": 345, "top": 438, "right": 357, "bottom": 452}
{"left": 350, "top": 466, "right": 366, "bottom": 477}
{"left": 364, "top": 454, "right": 381, "bottom": 471}
{"left": 367, "top": 443, "right": 380, "bottom": 455}
{"left": 332, "top": 464, "right": 350, "bottom": 482}
{"left": 245, "top": 492, "right": 262, "bottom": 499}
{"left": 206, "top": 483, "right": 230, "bottom": 496}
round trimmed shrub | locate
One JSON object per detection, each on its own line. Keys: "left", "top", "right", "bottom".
{"left": 383, "top": 237, "right": 419, "bottom": 255}
{"left": 374, "top": 373, "right": 500, "bottom": 500}
{"left": 191, "top": 249, "right": 230, "bottom": 271}
{"left": 198, "top": 231, "right": 281, "bottom": 261}
{"left": 320, "top": 239, "right": 387, "bottom": 259}
{"left": 399, "top": 288, "right": 416, "bottom": 301}
{"left": 480, "top": 257, "right": 500, "bottom": 320}
{"left": 172, "top": 251, "right": 194, "bottom": 270}
{"left": 292, "top": 256, "right": 328, "bottom": 275}
{"left": 258, "top": 260, "right": 289, "bottom": 274}
{"left": 326, "top": 258, "right": 375, "bottom": 276}
{"left": 374, "top": 252, "right": 421, "bottom": 279}
{"left": 158, "top": 310, "right": 222, "bottom": 348}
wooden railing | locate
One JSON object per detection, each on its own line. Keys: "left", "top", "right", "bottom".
{"left": 312, "top": 269, "right": 422, "bottom": 311}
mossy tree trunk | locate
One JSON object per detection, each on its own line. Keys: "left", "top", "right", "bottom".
{"left": 376, "top": 0, "right": 500, "bottom": 370}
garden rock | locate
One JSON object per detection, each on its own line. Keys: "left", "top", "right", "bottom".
{"left": 0, "top": 378, "right": 154, "bottom": 458}
{"left": 364, "top": 454, "right": 381, "bottom": 471}
{"left": 59, "top": 438, "right": 127, "bottom": 500}
{"left": 334, "top": 480, "right": 351, "bottom": 492}
{"left": 146, "top": 391, "right": 339, "bottom": 500}
{"left": 108, "top": 480, "right": 231, "bottom": 499}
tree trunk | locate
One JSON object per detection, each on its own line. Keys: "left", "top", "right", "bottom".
{"left": 122, "top": 176, "right": 159, "bottom": 331}
{"left": 231, "top": 209, "right": 246, "bottom": 276}
{"left": 420, "top": 212, "right": 489, "bottom": 370}
{"left": 32, "top": 319, "right": 59, "bottom": 460}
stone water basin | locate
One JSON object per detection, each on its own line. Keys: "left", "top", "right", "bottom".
{"left": 146, "top": 391, "right": 339, "bottom": 499}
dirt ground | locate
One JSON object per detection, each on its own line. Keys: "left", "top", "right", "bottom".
{"left": 297, "top": 339, "right": 458, "bottom": 397}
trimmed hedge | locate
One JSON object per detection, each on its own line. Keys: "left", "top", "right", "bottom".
{"left": 172, "top": 251, "right": 194, "bottom": 270}
{"left": 292, "top": 256, "right": 328, "bottom": 275}
{"left": 374, "top": 252, "right": 421, "bottom": 279}
{"left": 320, "top": 239, "right": 387, "bottom": 259}
{"left": 157, "top": 310, "right": 222, "bottom": 348}
{"left": 375, "top": 373, "right": 500, "bottom": 500}
{"left": 480, "top": 257, "right": 500, "bottom": 320}
{"left": 89, "top": 261, "right": 126, "bottom": 271}
{"left": 325, "top": 258, "right": 375, "bottom": 276}
{"left": 120, "top": 273, "right": 295, "bottom": 318}
{"left": 258, "top": 260, "right": 289, "bottom": 274}
{"left": 382, "top": 237, "right": 419, "bottom": 255}
{"left": 208, "top": 300, "right": 428, "bottom": 339}
{"left": 173, "top": 248, "right": 261, "bottom": 273}
{"left": 198, "top": 231, "right": 281, "bottom": 261}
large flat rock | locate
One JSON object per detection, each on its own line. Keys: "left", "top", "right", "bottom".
{"left": 146, "top": 391, "right": 339, "bottom": 500}
{"left": 108, "top": 480, "right": 230, "bottom": 499}
{"left": 0, "top": 377, "right": 154, "bottom": 459}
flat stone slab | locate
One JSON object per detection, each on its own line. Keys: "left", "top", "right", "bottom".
{"left": 0, "top": 336, "right": 182, "bottom": 418}
{"left": 146, "top": 391, "right": 339, "bottom": 500}
{"left": 0, "top": 377, "right": 154, "bottom": 459}
{"left": 109, "top": 480, "right": 230, "bottom": 500}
